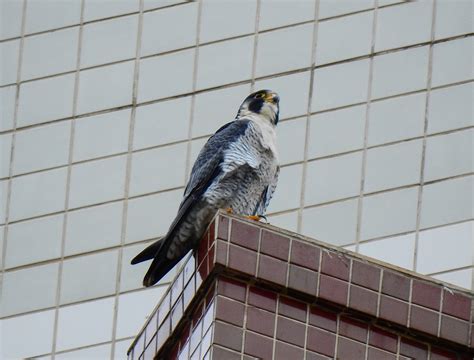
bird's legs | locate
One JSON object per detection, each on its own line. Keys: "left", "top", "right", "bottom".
{"left": 225, "top": 207, "right": 266, "bottom": 223}
{"left": 245, "top": 214, "right": 268, "bottom": 223}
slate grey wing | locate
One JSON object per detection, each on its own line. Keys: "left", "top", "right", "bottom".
{"left": 132, "top": 120, "right": 253, "bottom": 287}
{"left": 254, "top": 165, "right": 279, "bottom": 216}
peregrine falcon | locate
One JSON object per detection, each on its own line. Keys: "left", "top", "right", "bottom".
{"left": 131, "top": 89, "right": 280, "bottom": 287}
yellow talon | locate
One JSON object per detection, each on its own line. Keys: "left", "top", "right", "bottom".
{"left": 226, "top": 208, "right": 233, "bottom": 214}
{"left": 246, "top": 215, "right": 261, "bottom": 221}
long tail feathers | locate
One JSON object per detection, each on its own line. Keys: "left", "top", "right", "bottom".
{"left": 142, "top": 255, "right": 182, "bottom": 287}
{"left": 130, "top": 238, "right": 164, "bottom": 265}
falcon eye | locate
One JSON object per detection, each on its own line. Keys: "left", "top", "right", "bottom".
{"left": 255, "top": 93, "right": 265, "bottom": 99}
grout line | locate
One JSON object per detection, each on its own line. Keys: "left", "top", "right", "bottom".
{"left": 183, "top": 0, "right": 202, "bottom": 185}
{"left": 296, "top": 0, "right": 320, "bottom": 233}
{"left": 0, "top": 0, "right": 190, "bottom": 45}
{"left": 334, "top": 313, "right": 340, "bottom": 357}
{"left": 0, "top": 0, "right": 448, "bottom": 47}
{"left": 5, "top": 231, "right": 473, "bottom": 307}
{"left": 1, "top": 72, "right": 472, "bottom": 137}
{"left": 51, "top": 0, "right": 85, "bottom": 356}
{"left": 0, "top": 0, "right": 421, "bottom": 46}
{"left": 413, "top": 0, "right": 437, "bottom": 273}
{"left": 1, "top": 25, "right": 471, "bottom": 91}
{"left": 1, "top": 124, "right": 472, "bottom": 184}
{"left": 0, "top": 281, "right": 171, "bottom": 321}
{"left": 28, "top": 336, "right": 137, "bottom": 359}
{"left": 271, "top": 294, "right": 280, "bottom": 360}
{"left": 376, "top": 268, "right": 383, "bottom": 317}
{"left": 437, "top": 286, "right": 444, "bottom": 338}
{"left": 406, "top": 278, "right": 413, "bottom": 328}
{"left": 249, "top": 0, "right": 261, "bottom": 93}
{"left": 240, "top": 284, "right": 250, "bottom": 359}
{"left": 0, "top": 0, "right": 27, "bottom": 311}
{"left": 395, "top": 333, "right": 401, "bottom": 359}
{"left": 346, "top": 259, "right": 353, "bottom": 307}
{"left": 303, "top": 302, "right": 309, "bottom": 360}
{"left": 355, "top": 3, "right": 378, "bottom": 253}
{"left": 1, "top": 172, "right": 472, "bottom": 232}
{"left": 109, "top": 0, "right": 145, "bottom": 357}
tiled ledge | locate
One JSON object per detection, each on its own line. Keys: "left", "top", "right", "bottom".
{"left": 128, "top": 211, "right": 474, "bottom": 359}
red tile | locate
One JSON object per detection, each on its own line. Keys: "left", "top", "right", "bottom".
{"left": 279, "top": 296, "right": 307, "bottom": 322}
{"left": 349, "top": 285, "right": 378, "bottom": 316}
{"left": 309, "top": 306, "right": 337, "bottom": 332}
{"left": 351, "top": 261, "right": 380, "bottom": 291}
{"left": 430, "top": 347, "right": 458, "bottom": 360}
{"left": 197, "top": 255, "right": 209, "bottom": 280}
{"left": 207, "top": 244, "right": 216, "bottom": 272}
{"left": 288, "top": 264, "right": 318, "bottom": 296}
{"left": 217, "top": 276, "right": 246, "bottom": 302}
{"left": 208, "top": 221, "right": 216, "bottom": 243}
{"left": 412, "top": 280, "right": 441, "bottom": 311}
{"left": 180, "top": 322, "right": 191, "bottom": 346}
{"left": 382, "top": 271, "right": 410, "bottom": 301}
{"left": 213, "top": 321, "right": 243, "bottom": 352}
{"left": 400, "top": 339, "right": 428, "bottom": 360}
{"left": 215, "top": 296, "right": 245, "bottom": 327}
{"left": 369, "top": 327, "right": 398, "bottom": 353}
{"left": 339, "top": 316, "right": 368, "bottom": 343}
{"left": 321, "top": 252, "right": 350, "bottom": 280}
{"left": 197, "top": 234, "right": 209, "bottom": 269}
{"left": 337, "top": 337, "right": 366, "bottom": 360}
{"left": 215, "top": 240, "right": 228, "bottom": 266}
{"left": 246, "top": 307, "right": 275, "bottom": 337}
{"left": 306, "top": 326, "right": 336, "bottom": 357}
{"left": 368, "top": 347, "right": 396, "bottom": 360}
{"left": 442, "top": 290, "right": 471, "bottom": 320}
{"left": 410, "top": 305, "right": 439, "bottom": 336}
{"left": 211, "top": 346, "right": 240, "bottom": 360}
{"left": 275, "top": 341, "right": 304, "bottom": 360}
{"left": 290, "top": 240, "right": 320, "bottom": 270}
{"left": 440, "top": 315, "right": 469, "bottom": 345}
{"left": 276, "top": 316, "right": 306, "bottom": 347}
{"left": 244, "top": 331, "right": 273, "bottom": 360}
{"left": 217, "top": 216, "right": 229, "bottom": 240}
{"left": 319, "top": 274, "right": 348, "bottom": 306}
{"left": 228, "top": 244, "right": 257, "bottom": 276}
{"left": 258, "top": 254, "right": 288, "bottom": 286}
{"left": 192, "top": 302, "right": 203, "bottom": 329}
{"left": 248, "top": 286, "right": 277, "bottom": 312}
{"left": 230, "top": 220, "right": 260, "bottom": 250}
{"left": 169, "top": 343, "right": 179, "bottom": 360}
{"left": 379, "top": 295, "right": 408, "bottom": 326}
{"left": 261, "top": 230, "right": 290, "bottom": 261}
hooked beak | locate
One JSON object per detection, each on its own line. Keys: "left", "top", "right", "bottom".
{"left": 264, "top": 92, "right": 279, "bottom": 104}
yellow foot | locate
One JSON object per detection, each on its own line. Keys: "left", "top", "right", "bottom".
{"left": 246, "top": 215, "right": 262, "bottom": 221}
{"left": 225, "top": 207, "right": 233, "bottom": 214}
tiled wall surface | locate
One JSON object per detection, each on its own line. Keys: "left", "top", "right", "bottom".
{"left": 0, "top": 0, "right": 472, "bottom": 358}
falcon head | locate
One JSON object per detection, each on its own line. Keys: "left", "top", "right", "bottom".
{"left": 237, "top": 89, "right": 280, "bottom": 125}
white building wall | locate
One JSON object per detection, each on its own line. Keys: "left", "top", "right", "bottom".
{"left": 0, "top": 0, "right": 472, "bottom": 358}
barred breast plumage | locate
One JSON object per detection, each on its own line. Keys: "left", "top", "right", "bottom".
{"left": 131, "top": 90, "right": 280, "bottom": 287}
